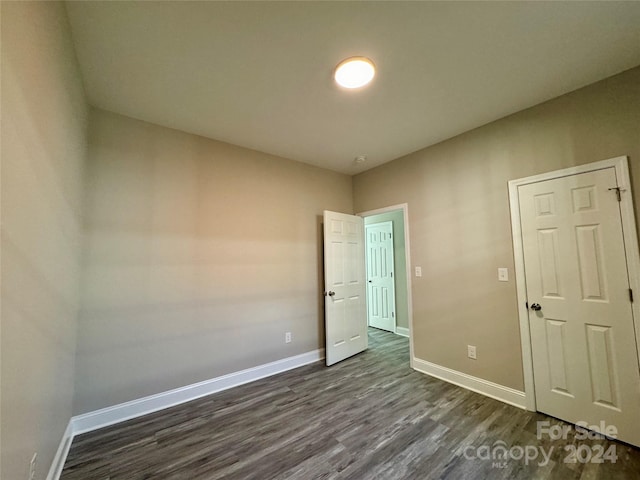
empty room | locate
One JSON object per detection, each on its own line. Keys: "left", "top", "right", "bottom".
{"left": 3, "top": 1, "right": 640, "bottom": 479}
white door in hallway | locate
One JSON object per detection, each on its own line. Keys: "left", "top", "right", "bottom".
{"left": 323, "top": 211, "right": 367, "bottom": 366}
{"left": 518, "top": 166, "right": 640, "bottom": 446}
{"left": 365, "top": 221, "right": 396, "bottom": 332}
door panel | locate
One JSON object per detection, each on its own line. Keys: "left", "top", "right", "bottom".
{"left": 585, "top": 324, "right": 618, "bottom": 408}
{"left": 538, "top": 228, "right": 562, "bottom": 297}
{"left": 519, "top": 167, "right": 640, "bottom": 446}
{"left": 365, "top": 222, "right": 396, "bottom": 332}
{"left": 544, "top": 319, "right": 572, "bottom": 396}
{"left": 575, "top": 225, "right": 607, "bottom": 300}
{"left": 324, "top": 211, "right": 367, "bottom": 366}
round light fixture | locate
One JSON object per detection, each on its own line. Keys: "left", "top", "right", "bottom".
{"left": 334, "top": 57, "right": 376, "bottom": 89}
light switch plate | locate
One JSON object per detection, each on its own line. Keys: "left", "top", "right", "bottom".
{"left": 498, "top": 267, "right": 509, "bottom": 282}
{"left": 415, "top": 266, "right": 422, "bottom": 277}
{"left": 468, "top": 345, "right": 477, "bottom": 360}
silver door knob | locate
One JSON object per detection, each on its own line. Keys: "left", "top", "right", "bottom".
{"left": 324, "top": 291, "right": 336, "bottom": 297}
{"left": 530, "top": 303, "right": 542, "bottom": 311}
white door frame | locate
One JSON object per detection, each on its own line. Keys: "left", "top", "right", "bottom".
{"left": 365, "top": 221, "right": 397, "bottom": 333}
{"left": 508, "top": 156, "right": 640, "bottom": 411}
{"left": 357, "top": 203, "right": 415, "bottom": 368}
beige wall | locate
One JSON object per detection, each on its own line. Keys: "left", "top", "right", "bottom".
{"left": 364, "top": 210, "right": 409, "bottom": 330}
{"left": 74, "top": 109, "right": 353, "bottom": 413}
{"left": 354, "top": 67, "right": 640, "bottom": 391}
{"left": 1, "top": 2, "right": 88, "bottom": 478}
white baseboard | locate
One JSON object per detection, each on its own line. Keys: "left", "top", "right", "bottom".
{"left": 46, "top": 421, "right": 74, "bottom": 480}
{"left": 47, "top": 348, "right": 324, "bottom": 480}
{"left": 73, "top": 348, "right": 325, "bottom": 435}
{"left": 395, "top": 326, "right": 410, "bottom": 337}
{"left": 413, "top": 357, "right": 526, "bottom": 409}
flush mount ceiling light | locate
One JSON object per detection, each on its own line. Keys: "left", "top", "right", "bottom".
{"left": 334, "top": 57, "right": 376, "bottom": 89}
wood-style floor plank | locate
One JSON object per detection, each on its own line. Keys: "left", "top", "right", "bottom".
{"left": 62, "top": 328, "right": 640, "bottom": 479}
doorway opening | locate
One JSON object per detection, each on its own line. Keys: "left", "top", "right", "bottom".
{"left": 358, "top": 203, "right": 415, "bottom": 367}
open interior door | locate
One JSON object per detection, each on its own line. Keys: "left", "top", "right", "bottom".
{"left": 323, "top": 210, "right": 367, "bottom": 366}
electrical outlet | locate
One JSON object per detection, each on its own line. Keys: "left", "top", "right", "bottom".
{"left": 415, "top": 266, "right": 422, "bottom": 277}
{"left": 285, "top": 332, "right": 292, "bottom": 343}
{"left": 29, "top": 453, "right": 37, "bottom": 480}
{"left": 467, "top": 345, "right": 477, "bottom": 360}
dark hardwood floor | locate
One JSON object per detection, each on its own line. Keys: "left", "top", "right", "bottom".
{"left": 62, "top": 328, "right": 640, "bottom": 479}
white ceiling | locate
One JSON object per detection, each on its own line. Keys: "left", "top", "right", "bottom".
{"left": 65, "top": 1, "right": 640, "bottom": 174}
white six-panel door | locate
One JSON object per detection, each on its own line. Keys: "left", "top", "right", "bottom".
{"left": 518, "top": 167, "right": 640, "bottom": 446}
{"left": 323, "top": 211, "right": 367, "bottom": 366}
{"left": 365, "top": 222, "right": 396, "bottom": 332}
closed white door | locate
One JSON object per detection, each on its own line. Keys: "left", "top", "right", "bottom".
{"left": 365, "top": 222, "right": 396, "bottom": 332}
{"left": 518, "top": 167, "right": 640, "bottom": 446}
{"left": 323, "top": 211, "right": 367, "bottom": 366}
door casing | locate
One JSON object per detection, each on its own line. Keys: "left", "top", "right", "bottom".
{"left": 508, "top": 156, "right": 640, "bottom": 411}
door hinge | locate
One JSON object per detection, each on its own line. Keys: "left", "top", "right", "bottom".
{"left": 390, "top": 271, "right": 393, "bottom": 278}
{"left": 630, "top": 288, "right": 634, "bottom": 303}
{"left": 392, "top": 312, "right": 395, "bottom": 317}
{"left": 608, "top": 186, "right": 625, "bottom": 202}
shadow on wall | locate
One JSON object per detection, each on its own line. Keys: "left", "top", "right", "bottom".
{"left": 317, "top": 214, "right": 325, "bottom": 349}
